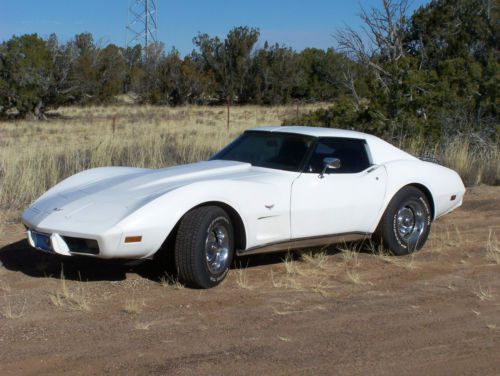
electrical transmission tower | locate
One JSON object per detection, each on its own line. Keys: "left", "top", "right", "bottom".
{"left": 126, "top": 0, "right": 158, "bottom": 57}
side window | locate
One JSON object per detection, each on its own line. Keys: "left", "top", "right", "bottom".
{"left": 306, "top": 138, "right": 371, "bottom": 174}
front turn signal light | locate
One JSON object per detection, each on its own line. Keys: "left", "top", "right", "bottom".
{"left": 124, "top": 236, "right": 142, "bottom": 243}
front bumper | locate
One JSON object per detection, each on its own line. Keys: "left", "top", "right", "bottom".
{"left": 26, "top": 228, "right": 99, "bottom": 256}
{"left": 22, "top": 218, "right": 160, "bottom": 260}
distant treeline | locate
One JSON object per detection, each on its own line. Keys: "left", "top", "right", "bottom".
{"left": 0, "top": 0, "right": 497, "bottom": 141}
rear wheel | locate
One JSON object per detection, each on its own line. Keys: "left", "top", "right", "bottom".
{"left": 174, "top": 206, "right": 234, "bottom": 288}
{"left": 376, "top": 186, "right": 432, "bottom": 255}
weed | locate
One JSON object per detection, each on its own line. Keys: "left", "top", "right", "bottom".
{"left": 135, "top": 321, "right": 156, "bottom": 330}
{"left": 49, "top": 268, "right": 91, "bottom": 311}
{"left": 474, "top": 282, "right": 495, "bottom": 302}
{"left": 234, "top": 266, "right": 252, "bottom": 290}
{"left": 486, "top": 230, "right": 500, "bottom": 264}
{"left": 123, "top": 299, "right": 145, "bottom": 315}
{"left": 159, "top": 274, "right": 184, "bottom": 290}
{"left": 300, "top": 250, "right": 328, "bottom": 269}
{"left": 373, "top": 245, "right": 418, "bottom": 270}
{"left": 1, "top": 295, "right": 26, "bottom": 319}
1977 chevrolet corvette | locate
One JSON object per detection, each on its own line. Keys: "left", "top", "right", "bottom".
{"left": 22, "top": 126, "right": 465, "bottom": 288}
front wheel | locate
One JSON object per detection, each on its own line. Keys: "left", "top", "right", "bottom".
{"left": 175, "top": 206, "right": 234, "bottom": 288}
{"left": 376, "top": 186, "right": 432, "bottom": 256}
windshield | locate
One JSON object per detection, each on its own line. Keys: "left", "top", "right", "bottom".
{"left": 210, "top": 131, "right": 314, "bottom": 172}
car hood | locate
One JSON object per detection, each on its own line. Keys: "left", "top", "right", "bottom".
{"left": 23, "top": 160, "right": 276, "bottom": 229}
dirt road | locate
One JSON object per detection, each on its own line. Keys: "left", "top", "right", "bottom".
{"left": 1, "top": 186, "right": 499, "bottom": 375}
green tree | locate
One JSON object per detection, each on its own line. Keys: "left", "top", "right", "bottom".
{"left": 193, "top": 26, "right": 260, "bottom": 103}
{"left": 123, "top": 45, "right": 145, "bottom": 94}
{"left": 0, "top": 34, "right": 54, "bottom": 119}
{"left": 96, "top": 44, "right": 126, "bottom": 100}
{"left": 294, "top": 48, "right": 347, "bottom": 101}
{"left": 251, "top": 43, "right": 299, "bottom": 104}
{"left": 406, "top": 0, "right": 498, "bottom": 137}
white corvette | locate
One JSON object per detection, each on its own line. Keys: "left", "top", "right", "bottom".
{"left": 22, "top": 126, "right": 465, "bottom": 288}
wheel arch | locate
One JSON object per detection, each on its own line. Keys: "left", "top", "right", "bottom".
{"left": 191, "top": 201, "right": 247, "bottom": 251}
{"left": 154, "top": 200, "right": 247, "bottom": 265}
{"left": 405, "top": 183, "right": 435, "bottom": 220}
{"left": 156, "top": 200, "right": 247, "bottom": 253}
{"left": 373, "top": 181, "right": 436, "bottom": 234}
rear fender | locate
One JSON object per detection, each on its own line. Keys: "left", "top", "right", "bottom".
{"left": 370, "top": 160, "right": 465, "bottom": 232}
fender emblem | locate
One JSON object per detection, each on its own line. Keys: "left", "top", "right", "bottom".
{"left": 265, "top": 204, "right": 274, "bottom": 210}
{"left": 53, "top": 207, "right": 63, "bottom": 212}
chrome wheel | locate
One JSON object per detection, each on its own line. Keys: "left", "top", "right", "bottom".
{"left": 396, "top": 201, "right": 426, "bottom": 248}
{"left": 376, "top": 186, "right": 431, "bottom": 256}
{"left": 205, "top": 223, "right": 230, "bottom": 274}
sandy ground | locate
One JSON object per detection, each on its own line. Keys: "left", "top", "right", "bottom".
{"left": 0, "top": 186, "right": 499, "bottom": 376}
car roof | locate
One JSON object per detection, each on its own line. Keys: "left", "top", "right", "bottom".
{"left": 247, "top": 125, "right": 418, "bottom": 164}
{"left": 247, "top": 125, "right": 373, "bottom": 140}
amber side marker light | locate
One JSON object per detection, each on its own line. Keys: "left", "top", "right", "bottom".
{"left": 450, "top": 195, "right": 457, "bottom": 201}
{"left": 125, "top": 236, "right": 142, "bottom": 243}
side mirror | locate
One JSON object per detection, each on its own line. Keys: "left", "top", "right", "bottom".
{"left": 320, "top": 157, "right": 341, "bottom": 178}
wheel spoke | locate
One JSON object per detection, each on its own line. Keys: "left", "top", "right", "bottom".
{"left": 205, "top": 223, "right": 229, "bottom": 274}
{"left": 396, "top": 201, "right": 426, "bottom": 249}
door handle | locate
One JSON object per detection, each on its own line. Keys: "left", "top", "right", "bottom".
{"left": 366, "top": 165, "right": 380, "bottom": 174}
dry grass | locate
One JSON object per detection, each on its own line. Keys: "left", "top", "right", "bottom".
{"left": 269, "top": 253, "right": 332, "bottom": 297}
{"left": 123, "top": 298, "right": 145, "bottom": 315}
{"left": 159, "top": 274, "right": 185, "bottom": 290}
{"left": 300, "top": 250, "right": 329, "bottom": 269}
{"left": 283, "top": 253, "right": 299, "bottom": 275}
{"left": 486, "top": 230, "right": 500, "bottom": 264}
{"left": 0, "top": 280, "right": 11, "bottom": 293}
{"left": 365, "top": 241, "right": 419, "bottom": 270}
{"left": 338, "top": 246, "right": 371, "bottom": 285}
{"left": 404, "top": 136, "right": 500, "bottom": 186}
{"left": 271, "top": 301, "right": 326, "bottom": 316}
{"left": 377, "top": 249, "right": 418, "bottom": 270}
{"left": 234, "top": 266, "right": 252, "bottom": 290}
{"left": 473, "top": 283, "right": 495, "bottom": 302}
{"left": 270, "top": 267, "right": 304, "bottom": 291}
{"left": 1, "top": 295, "right": 26, "bottom": 319}
{"left": 135, "top": 321, "right": 157, "bottom": 330}
{"left": 49, "top": 269, "right": 91, "bottom": 311}
{"left": 429, "top": 224, "right": 465, "bottom": 251}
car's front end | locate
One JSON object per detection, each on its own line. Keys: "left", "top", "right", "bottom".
{"left": 22, "top": 202, "right": 144, "bottom": 259}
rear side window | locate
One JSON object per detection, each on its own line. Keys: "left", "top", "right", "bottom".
{"left": 305, "top": 138, "right": 371, "bottom": 174}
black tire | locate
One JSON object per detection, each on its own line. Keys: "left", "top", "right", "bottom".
{"left": 375, "top": 186, "right": 432, "bottom": 256}
{"left": 174, "top": 206, "right": 234, "bottom": 288}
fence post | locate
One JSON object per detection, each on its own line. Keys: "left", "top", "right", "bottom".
{"left": 227, "top": 95, "right": 231, "bottom": 131}
{"left": 112, "top": 114, "right": 117, "bottom": 134}
{"left": 295, "top": 99, "right": 299, "bottom": 123}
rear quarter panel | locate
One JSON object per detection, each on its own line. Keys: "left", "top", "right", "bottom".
{"left": 374, "top": 160, "right": 465, "bottom": 232}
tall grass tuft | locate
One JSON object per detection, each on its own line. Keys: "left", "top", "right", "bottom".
{"left": 404, "top": 135, "right": 500, "bottom": 186}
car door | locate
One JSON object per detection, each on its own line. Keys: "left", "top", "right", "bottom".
{"left": 290, "top": 137, "right": 387, "bottom": 239}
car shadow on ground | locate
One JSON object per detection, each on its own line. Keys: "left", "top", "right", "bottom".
{"left": 0, "top": 239, "right": 132, "bottom": 282}
{"left": 0, "top": 239, "right": 368, "bottom": 284}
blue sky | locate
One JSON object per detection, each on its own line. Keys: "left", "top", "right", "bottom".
{"left": 1, "top": 0, "right": 429, "bottom": 55}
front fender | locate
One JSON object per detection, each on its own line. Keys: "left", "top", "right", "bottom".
{"left": 117, "top": 179, "right": 291, "bottom": 258}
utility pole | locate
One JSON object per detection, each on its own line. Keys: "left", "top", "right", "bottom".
{"left": 126, "top": 0, "right": 158, "bottom": 59}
